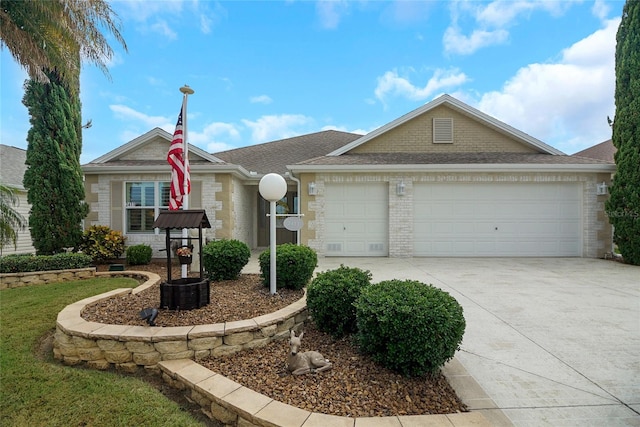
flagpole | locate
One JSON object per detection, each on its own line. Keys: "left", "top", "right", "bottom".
{"left": 179, "top": 85, "right": 194, "bottom": 279}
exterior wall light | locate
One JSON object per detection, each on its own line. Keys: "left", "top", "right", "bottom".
{"left": 308, "top": 181, "right": 317, "bottom": 196}
{"left": 596, "top": 181, "right": 608, "bottom": 195}
{"left": 396, "top": 180, "right": 406, "bottom": 196}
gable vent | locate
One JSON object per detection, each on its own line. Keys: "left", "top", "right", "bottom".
{"left": 433, "top": 118, "right": 453, "bottom": 143}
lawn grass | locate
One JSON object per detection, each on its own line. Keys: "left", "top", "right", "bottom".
{"left": 0, "top": 278, "right": 206, "bottom": 427}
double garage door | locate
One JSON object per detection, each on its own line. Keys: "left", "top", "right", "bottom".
{"left": 325, "top": 182, "right": 582, "bottom": 257}
{"left": 413, "top": 183, "right": 582, "bottom": 257}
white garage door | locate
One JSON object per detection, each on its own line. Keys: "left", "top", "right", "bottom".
{"left": 414, "top": 183, "right": 582, "bottom": 256}
{"left": 325, "top": 183, "right": 388, "bottom": 256}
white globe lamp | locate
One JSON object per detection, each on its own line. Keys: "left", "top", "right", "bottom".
{"left": 259, "top": 173, "right": 287, "bottom": 294}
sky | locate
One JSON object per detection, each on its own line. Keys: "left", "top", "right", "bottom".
{"left": 0, "top": 0, "right": 624, "bottom": 164}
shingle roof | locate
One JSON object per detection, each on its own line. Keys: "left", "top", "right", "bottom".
{"left": 296, "top": 152, "right": 615, "bottom": 166}
{"left": 0, "top": 145, "right": 27, "bottom": 188}
{"left": 573, "top": 140, "right": 616, "bottom": 163}
{"left": 152, "top": 209, "right": 211, "bottom": 229}
{"left": 213, "top": 130, "right": 363, "bottom": 175}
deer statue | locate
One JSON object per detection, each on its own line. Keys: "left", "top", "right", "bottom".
{"left": 287, "top": 330, "right": 332, "bottom": 375}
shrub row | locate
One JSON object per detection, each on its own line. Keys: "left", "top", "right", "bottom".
{"left": 0, "top": 252, "right": 93, "bottom": 274}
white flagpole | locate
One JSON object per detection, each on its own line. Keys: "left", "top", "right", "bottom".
{"left": 179, "top": 85, "right": 194, "bottom": 278}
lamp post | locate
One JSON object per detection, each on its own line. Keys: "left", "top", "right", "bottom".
{"left": 259, "top": 173, "right": 287, "bottom": 295}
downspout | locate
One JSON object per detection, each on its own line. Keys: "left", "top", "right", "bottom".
{"left": 285, "top": 171, "right": 301, "bottom": 245}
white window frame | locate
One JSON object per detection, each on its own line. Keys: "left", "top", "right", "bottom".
{"left": 124, "top": 181, "right": 170, "bottom": 234}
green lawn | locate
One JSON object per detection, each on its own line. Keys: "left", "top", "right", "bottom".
{"left": 0, "top": 278, "right": 206, "bottom": 426}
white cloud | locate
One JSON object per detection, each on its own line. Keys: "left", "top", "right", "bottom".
{"left": 151, "top": 19, "right": 177, "bottom": 40}
{"left": 109, "top": 104, "right": 171, "bottom": 128}
{"left": 242, "top": 114, "right": 314, "bottom": 143}
{"left": 444, "top": 0, "right": 579, "bottom": 55}
{"left": 189, "top": 122, "right": 241, "bottom": 150}
{"left": 316, "top": 0, "right": 350, "bottom": 29}
{"left": 374, "top": 68, "right": 469, "bottom": 105}
{"left": 475, "top": 18, "right": 618, "bottom": 153}
{"left": 250, "top": 95, "right": 273, "bottom": 105}
{"left": 443, "top": 26, "right": 509, "bottom": 55}
{"left": 592, "top": 0, "right": 611, "bottom": 21}
{"left": 118, "top": 0, "right": 184, "bottom": 23}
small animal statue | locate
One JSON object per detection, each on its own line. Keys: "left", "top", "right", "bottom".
{"left": 287, "top": 330, "right": 332, "bottom": 375}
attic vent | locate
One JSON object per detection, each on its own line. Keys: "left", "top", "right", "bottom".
{"left": 433, "top": 118, "right": 453, "bottom": 143}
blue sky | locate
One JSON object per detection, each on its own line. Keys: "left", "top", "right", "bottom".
{"left": 1, "top": 0, "right": 623, "bottom": 164}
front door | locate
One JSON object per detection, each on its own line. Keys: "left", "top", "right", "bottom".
{"left": 257, "top": 191, "right": 298, "bottom": 247}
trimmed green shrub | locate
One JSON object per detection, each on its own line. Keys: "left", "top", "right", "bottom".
{"left": 307, "top": 265, "right": 372, "bottom": 338}
{"left": 258, "top": 244, "right": 317, "bottom": 290}
{"left": 354, "top": 280, "right": 465, "bottom": 377}
{"left": 202, "top": 239, "right": 251, "bottom": 281}
{"left": 0, "top": 252, "right": 92, "bottom": 273}
{"left": 78, "top": 225, "right": 126, "bottom": 263}
{"left": 125, "top": 244, "right": 153, "bottom": 265}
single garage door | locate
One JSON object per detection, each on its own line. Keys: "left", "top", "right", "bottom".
{"left": 414, "top": 182, "right": 582, "bottom": 256}
{"left": 325, "top": 183, "right": 388, "bottom": 256}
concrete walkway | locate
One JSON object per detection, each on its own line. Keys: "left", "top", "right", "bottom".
{"left": 245, "top": 256, "right": 640, "bottom": 426}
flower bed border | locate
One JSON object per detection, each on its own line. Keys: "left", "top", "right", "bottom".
{"left": 51, "top": 270, "right": 495, "bottom": 427}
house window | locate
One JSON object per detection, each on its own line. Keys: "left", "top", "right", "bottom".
{"left": 125, "top": 182, "right": 170, "bottom": 233}
{"left": 433, "top": 118, "right": 453, "bottom": 143}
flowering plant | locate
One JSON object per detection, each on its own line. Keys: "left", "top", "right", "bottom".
{"left": 176, "top": 246, "right": 192, "bottom": 256}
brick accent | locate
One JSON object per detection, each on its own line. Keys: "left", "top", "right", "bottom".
{"left": 352, "top": 105, "right": 538, "bottom": 154}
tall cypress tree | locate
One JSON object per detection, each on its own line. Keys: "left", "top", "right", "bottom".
{"left": 22, "top": 69, "right": 88, "bottom": 254}
{"left": 607, "top": 0, "right": 640, "bottom": 265}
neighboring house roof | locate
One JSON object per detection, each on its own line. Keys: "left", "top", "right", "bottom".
{"left": 573, "top": 139, "right": 616, "bottom": 163}
{"left": 214, "top": 130, "right": 363, "bottom": 175}
{"left": 329, "top": 94, "right": 565, "bottom": 156}
{"left": 0, "top": 145, "right": 27, "bottom": 189}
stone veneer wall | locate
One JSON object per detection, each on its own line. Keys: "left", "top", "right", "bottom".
{"left": 53, "top": 271, "right": 308, "bottom": 372}
{"left": 0, "top": 268, "right": 97, "bottom": 289}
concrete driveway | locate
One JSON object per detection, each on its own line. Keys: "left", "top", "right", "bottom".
{"left": 289, "top": 257, "right": 639, "bottom": 426}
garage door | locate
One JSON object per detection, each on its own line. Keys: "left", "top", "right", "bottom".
{"left": 325, "top": 183, "right": 388, "bottom": 256}
{"left": 414, "top": 183, "right": 582, "bottom": 256}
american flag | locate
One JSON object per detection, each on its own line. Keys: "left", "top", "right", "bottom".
{"left": 167, "top": 100, "right": 190, "bottom": 210}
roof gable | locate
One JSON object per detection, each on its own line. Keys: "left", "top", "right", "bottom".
{"left": 90, "top": 128, "right": 224, "bottom": 164}
{"left": 329, "top": 94, "right": 565, "bottom": 156}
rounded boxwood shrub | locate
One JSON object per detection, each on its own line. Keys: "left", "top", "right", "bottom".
{"left": 354, "top": 280, "right": 465, "bottom": 377}
{"left": 258, "top": 244, "right": 317, "bottom": 290}
{"left": 307, "top": 265, "right": 372, "bottom": 338}
{"left": 202, "top": 239, "right": 251, "bottom": 281}
{"left": 78, "top": 225, "right": 126, "bottom": 263}
{"left": 125, "top": 244, "right": 153, "bottom": 265}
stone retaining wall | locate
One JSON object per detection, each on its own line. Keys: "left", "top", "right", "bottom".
{"left": 53, "top": 271, "right": 308, "bottom": 372}
{"left": 158, "top": 359, "right": 491, "bottom": 427}
{"left": 0, "top": 267, "right": 97, "bottom": 289}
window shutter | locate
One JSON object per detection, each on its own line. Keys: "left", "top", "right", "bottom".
{"left": 433, "top": 118, "right": 453, "bottom": 143}
{"left": 190, "top": 181, "right": 202, "bottom": 209}
{"left": 111, "top": 181, "right": 123, "bottom": 231}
